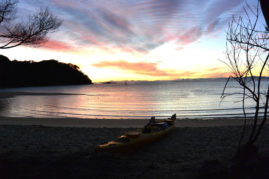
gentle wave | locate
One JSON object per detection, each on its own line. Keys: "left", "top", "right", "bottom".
{"left": 21, "top": 106, "right": 259, "bottom": 119}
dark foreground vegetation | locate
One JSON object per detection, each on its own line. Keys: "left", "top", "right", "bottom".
{"left": 0, "top": 55, "right": 92, "bottom": 88}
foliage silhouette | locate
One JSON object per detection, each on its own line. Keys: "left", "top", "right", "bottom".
{"left": 0, "top": 55, "right": 92, "bottom": 88}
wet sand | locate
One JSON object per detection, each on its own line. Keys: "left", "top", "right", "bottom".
{"left": 0, "top": 116, "right": 252, "bottom": 128}
{"left": 0, "top": 117, "right": 269, "bottom": 178}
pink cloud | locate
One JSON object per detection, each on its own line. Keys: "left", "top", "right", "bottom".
{"left": 41, "top": 39, "right": 75, "bottom": 51}
{"left": 23, "top": 0, "right": 244, "bottom": 54}
{"left": 178, "top": 27, "right": 202, "bottom": 45}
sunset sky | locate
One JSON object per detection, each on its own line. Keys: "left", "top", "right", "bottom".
{"left": 0, "top": 0, "right": 265, "bottom": 82}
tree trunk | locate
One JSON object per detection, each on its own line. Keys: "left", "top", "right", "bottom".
{"left": 260, "top": 0, "right": 269, "bottom": 29}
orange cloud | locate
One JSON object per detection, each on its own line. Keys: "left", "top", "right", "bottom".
{"left": 201, "top": 67, "right": 231, "bottom": 78}
{"left": 203, "top": 72, "right": 231, "bottom": 78}
{"left": 208, "top": 67, "right": 221, "bottom": 71}
{"left": 93, "top": 60, "right": 180, "bottom": 77}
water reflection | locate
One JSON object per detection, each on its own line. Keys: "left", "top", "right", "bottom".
{"left": 0, "top": 81, "right": 258, "bottom": 119}
{"left": 0, "top": 99, "right": 7, "bottom": 113}
{"left": 0, "top": 95, "right": 11, "bottom": 116}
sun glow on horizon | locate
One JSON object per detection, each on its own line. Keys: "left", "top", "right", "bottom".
{"left": 0, "top": 36, "right": 231, "bottom": 83}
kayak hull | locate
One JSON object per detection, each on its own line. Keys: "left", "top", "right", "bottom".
{"left": 95, "top": 115, "right": 176, "bottom": 153}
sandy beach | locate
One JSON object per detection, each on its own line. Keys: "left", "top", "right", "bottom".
{"left": 1, "top": 116, "right": 269, "bottom": 178}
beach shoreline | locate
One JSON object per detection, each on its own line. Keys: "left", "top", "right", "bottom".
{"left": 0, "top": 116, "right": 256, "bottom": 128}
{"left": 0, "top": 117, "right": 258, "bottom": 128}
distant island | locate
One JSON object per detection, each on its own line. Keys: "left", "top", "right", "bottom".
{"left": 0, "top": 55, "right": 92, "bottom": 88}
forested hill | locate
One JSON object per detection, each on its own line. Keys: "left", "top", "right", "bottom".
{"left": 0, "top": 55, "right": 92, "bottom": 88}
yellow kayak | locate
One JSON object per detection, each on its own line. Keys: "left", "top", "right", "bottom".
{"left": 95, "top": 114, "right": 176, "bottom": 153}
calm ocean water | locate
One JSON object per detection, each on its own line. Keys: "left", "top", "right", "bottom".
{"left": 0, "top": 79, "right": 263, "bottom": 119}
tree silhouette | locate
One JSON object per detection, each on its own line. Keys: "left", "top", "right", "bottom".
{"left": 260, "top": 0, "right": 269, "bottom": 30}
{"left": 0, "top": 0, "right": 61, "bottom": 49}
{"left": 222, "top": 1, "right": 269, "bottom": 159}
{"left": 0, "top": 55, "right": 92, "bottom": 87}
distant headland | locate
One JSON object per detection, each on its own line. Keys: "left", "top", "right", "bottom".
{"left": 0, "top": 55, "right": 92, "bottom": 88}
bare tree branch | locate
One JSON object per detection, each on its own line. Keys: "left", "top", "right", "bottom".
{"left": 223, "top": 1, "right": 269, "bottom": 152}
{"left": 0, "top": 0, "right": 17, "bottom": 24}
{"left": 0, "top": 1, "right": 61, "bottom": 49}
